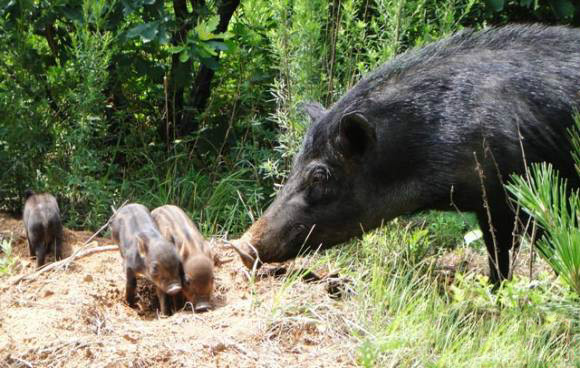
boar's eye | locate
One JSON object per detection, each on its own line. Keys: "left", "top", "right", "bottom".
{"left": 151, "top": 262, "right": 159, "bottom": 275}
{"left": 310, "top": 168, "right": 329, "bottom": 185}
{"left": 306, "top": 167, "right": 335, "bottom": 204}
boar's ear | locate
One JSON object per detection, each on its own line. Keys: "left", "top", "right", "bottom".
{"left": 338, "top": 112, "right": 376, "bottom": 157}
{"left": 300, "top": 102, "right": 327, "bottom": 123}
{"left": 136, "top": 234, "right": 149, "bottom": 258}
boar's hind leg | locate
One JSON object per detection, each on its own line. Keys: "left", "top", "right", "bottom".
{"left": 125, "top": 268, "right": 138, "bottom": 307}
{"left": 156, "top": 288, "right": 172, "bottom": 316}
{"left": 477, "top": 209, "right": 515, "bottom": 286}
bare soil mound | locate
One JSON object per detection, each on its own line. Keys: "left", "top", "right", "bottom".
{"left": 0, "top": 214, "right": 356, "bottom": 367}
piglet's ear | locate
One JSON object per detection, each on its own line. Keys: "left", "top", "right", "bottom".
{"left": 338, "top": 112, "right": 376, "bottom": 157}
{"left": 300, "top": 102, "right": 327, "bottom": 123}
{"left": 136, "top": 235, "right": 149, "bottom": 258}
{"left": 180, "top": 245, "right": 190, "bottom": 261}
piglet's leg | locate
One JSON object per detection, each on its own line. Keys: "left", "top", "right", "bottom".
{"left": 26, "top": 230, "right": 35, "bottom": 257}
{"left": 36, "top": 244, "right": 47, "bottom": 268}
{"left": 156, "top": 288, "right": 172, "bottom": 316}
{"left": 55, "top": 228, "right": 63, "bottom": 261}
{"left": 125, "top": 268, "right": 138, "bottom": 307}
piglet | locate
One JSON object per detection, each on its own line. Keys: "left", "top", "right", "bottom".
{"left": 151, "top": 205, "right": 214, "bottom": 313}
{"left": 23, "top": 190, "right": 63, "bottom": 268}
{"left": 111, "top": 203, "right": 182, "bottom": 316}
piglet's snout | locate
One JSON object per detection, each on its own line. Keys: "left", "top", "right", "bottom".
{"left": 194, "top": 301, "right": 211, "bottom": 313}
{"left": 166, "top": 283, "right": 182, "bottom": 296}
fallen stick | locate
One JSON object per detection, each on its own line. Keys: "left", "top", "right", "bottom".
{"left": 10, "top": 244, "right": 119, "bottom": 285}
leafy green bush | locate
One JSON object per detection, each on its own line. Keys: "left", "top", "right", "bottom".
{"left": 1, "top": 0, "right": 578, "bottom": 231}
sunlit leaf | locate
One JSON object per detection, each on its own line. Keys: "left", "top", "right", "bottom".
{"left": 179, "top": 50, "right": 190, "bottom": 63}
{"left": 167, "top": 45, "right": 186, "bottom": 54}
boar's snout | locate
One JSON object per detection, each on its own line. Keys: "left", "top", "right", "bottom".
{"left": 228, "top": 237, "right": 262, "bottom": 270}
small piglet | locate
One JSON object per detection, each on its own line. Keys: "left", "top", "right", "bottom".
{"left": 111, "top": 203, "right": 182, "bottom": 316}
{"left": 23, "top": 190, "right": 63, "bottom": 268}
{"left": 151, "top": 205, "right": 214, "bottom": 313}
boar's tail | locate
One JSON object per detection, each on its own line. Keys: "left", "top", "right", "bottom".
{"left": 24, "top": 189, "right": 35, "bottom": 200}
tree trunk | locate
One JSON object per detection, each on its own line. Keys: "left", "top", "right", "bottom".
{"left": 178, "top": 0, "right": 241, "bottom": 137}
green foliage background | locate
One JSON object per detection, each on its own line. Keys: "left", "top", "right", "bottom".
{"left": 0, "top": 0, "right": 578, "bottom": 233}
{"left": 2, "top": 1, "right": 580, "bottom": 366}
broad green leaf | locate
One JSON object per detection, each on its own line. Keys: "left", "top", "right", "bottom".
{"left": 199, "top": 57, "right": 220, "bottom": 71}
{"left": 486, "top": 0, "right": 504, "bottom": 11}
{"left": 205, "top": 15, "right": 220, "bottom": 33}
{"left": 549, "top": 0, "right": 575, "bottom": 19}
{"left": 122, "top": 0, "right": 145, "bottom": 16}
{"left": 167, "top": 45, "right": 186, "bottom": 54}
{"left": 213, "top": 31, "right": 234, "bottom": 40}
{"left": 207, "top": 40, "right": 229, "bottom": 52}
{"left": 179, "top": 50, "right": 190, "bottom": 63}
{"left": 157, "top": 26, "right": 171, "bottom": 44}
{"left": 61, "top": 5, "right": 83, "bottom": 23}
{"left": 195, "top": 26, "right": 214, "bottom": 41}
{"left": 195, "top": 43, "right": 218, "bottom": 58}
{"left": 126, "top": 22, "right": 159, "bottom": 43}
{"left": 195, "top": 15, "right": 221, "bottom": 41}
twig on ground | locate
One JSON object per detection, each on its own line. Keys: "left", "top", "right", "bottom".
{"left": 10, "top": 357, "right": 33, "bottom": 368}
{"left": 10, "top": 245, "right": 118, "bottom": 285}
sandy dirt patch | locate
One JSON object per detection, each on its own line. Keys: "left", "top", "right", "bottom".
{"left": 0, "top": 213, "right": 356, "bottom": 368}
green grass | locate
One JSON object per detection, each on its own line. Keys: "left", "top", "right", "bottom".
{"left": 313, "top": 221, "right": 580, "bottom": 367}
{"left": 0, "top": 237, "right": 15, "bottom": 276}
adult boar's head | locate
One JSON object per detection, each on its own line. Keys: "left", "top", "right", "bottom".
{"left": 230, "top": 99, "right": 423, "bottom": 268}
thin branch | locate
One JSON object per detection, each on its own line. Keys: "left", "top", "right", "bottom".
{"left": 474, "top": 150, "right": 501, "bottom": 280}
{"left": 10, "top": 245, "right": 118, "bottom": 285}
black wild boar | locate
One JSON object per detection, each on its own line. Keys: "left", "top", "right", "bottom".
{"left": 231, "top": 25, "right": 580, "bottom": 285}
{"left": 111, "top": 203, "right": 182, "bottom": 315}
{"left": 151, "top": 205, "right": 214, "bottom": 313}
{"left": 23, "top": 190, "right": 63, "bottom": 268}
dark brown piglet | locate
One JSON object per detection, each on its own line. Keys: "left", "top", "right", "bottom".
{"left": 111, "top": 203, "right": 182, "bottom": 316}
{"left": 151, "top": 205, "right": 214, "bottom": 313}
{"left": 23, "top": 190, "right": 63, "bottom": 268}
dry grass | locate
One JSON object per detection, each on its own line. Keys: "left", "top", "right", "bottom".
{"left": 0, "top": 213, "right": 357, "bottom": 367}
